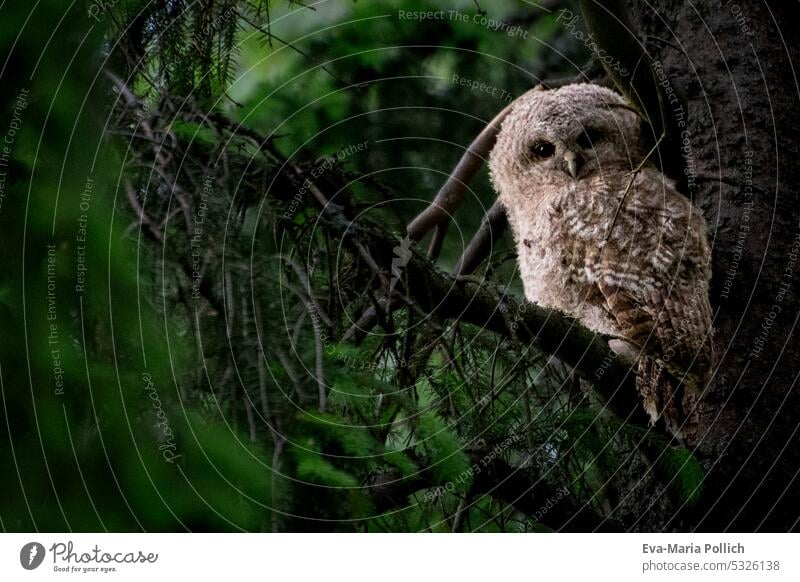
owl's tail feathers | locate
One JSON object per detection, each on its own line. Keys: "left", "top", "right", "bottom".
{"left": 657, "top": 321, "right": 715, "bottom": 396}
{"left": 636, "top": 357, "right": 704, "bottom": 441}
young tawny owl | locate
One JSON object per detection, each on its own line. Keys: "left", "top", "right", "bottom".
{"left": 488, "top": 83, "right": 713, "bottom": 424}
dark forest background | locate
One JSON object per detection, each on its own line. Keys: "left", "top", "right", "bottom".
{"left": 1, "top": 0, "right": 799, "bottom": 532}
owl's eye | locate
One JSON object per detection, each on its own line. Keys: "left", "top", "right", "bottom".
{"left": 577, "top": 127, "right": 604, "bottom": 149}
{"left": 531, "top": 141, "right": 555, "bottom": 158}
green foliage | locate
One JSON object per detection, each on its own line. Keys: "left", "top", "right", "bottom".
{"left": 0, "top": 0, "right": 692, "bottom": 533}
{"left": 294, "top": 448, "right": 360, "bottom": 488}
{"left": 414, "top": 412, "right": 471, "bottom": 489}
{"left": 657, "top": 446, "right": 705, "bottom": 506}
{"left": 0, "top": 0, "right": 272, "bottom": 532}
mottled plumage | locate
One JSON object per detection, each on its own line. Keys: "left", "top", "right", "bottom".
{"left": 488, "top": 83, "right": 713, "bottom": 425}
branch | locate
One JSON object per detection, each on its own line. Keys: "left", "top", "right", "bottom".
{"left": 343, "top": 199, "right": 508, "bottom": 342}
{"left": 229, "top": 122, "right": 651, "bottom": 427}
{"left": 416, "top": 269, "right": 647, "bottom": 425}
{"left": 453, "top": 200, "right": 508, "bottom": 276}
{"left": 405, "top": 98, "right": 518, "bottom": 242}
{"left": 118, "top": 89, "right": 652, "bottom": 430}
{"left": 305, "top": 189, "right": 647, "bottom": 424}
{"left": 405, "top": 68, "right": 599, "bottom": 249}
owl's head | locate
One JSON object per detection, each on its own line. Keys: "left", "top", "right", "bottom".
{"left": 489, "top": 83, "right": 643, "bottom": 200}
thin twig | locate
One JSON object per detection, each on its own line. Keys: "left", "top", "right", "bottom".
{"left": 604, "top": 132, "right": 665, "bottom": 243}
{"left": 453, "top": 200, "right": 508, "bottom": 276}
{"left": 237, "top": 8, "right": 354, "bottom": 89}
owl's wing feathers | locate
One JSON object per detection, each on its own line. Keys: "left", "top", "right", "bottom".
{"left": 594, "top": 183, "right": 713, "bottom": 392}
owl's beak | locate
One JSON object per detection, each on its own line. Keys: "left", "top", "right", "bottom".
{"left": 563, "top": 150, "right": 580, "bottom": 179}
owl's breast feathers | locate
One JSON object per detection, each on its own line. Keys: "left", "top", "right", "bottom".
{"left": 512, "top": 169, "right": 713, "bottom": 397}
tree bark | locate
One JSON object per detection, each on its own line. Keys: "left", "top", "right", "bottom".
{"left": 629, "top": 0, "right": 800, "bottom": 531}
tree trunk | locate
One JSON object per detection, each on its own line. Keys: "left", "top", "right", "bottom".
{"left": 632, "top": 0, "right": 800, "bottom": 531}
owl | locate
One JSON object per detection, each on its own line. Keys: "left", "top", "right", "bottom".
{"left": 488, "top": 83, "right": 713, "bottom": 426}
